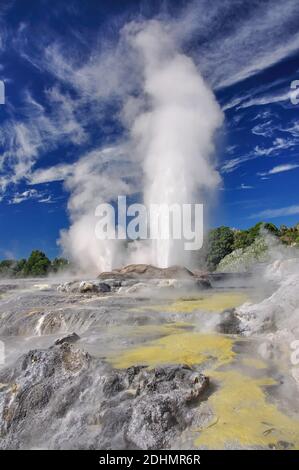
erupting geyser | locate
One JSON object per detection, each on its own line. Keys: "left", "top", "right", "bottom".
{"left": 129, "top": 21, "right": 223, "bottom": 267}
{"left": 60, "top": 20, "right": 223, "bottom": 273}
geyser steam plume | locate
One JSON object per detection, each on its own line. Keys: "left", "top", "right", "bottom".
{"left": 129, "top": 21, "right": 224, "bottom": 267}
{"left": 60, "top": 20, "right": 223, "bottom": 273}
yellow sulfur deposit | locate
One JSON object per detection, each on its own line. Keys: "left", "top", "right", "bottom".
{"left": 109, "top": 332, "right": 235, "bottom": 369}
{"left": 241, "top": 357, "right": 268, "bottom": 370}
{"left": 195, "top": 369, "right": 299, "bottom": 449}
{"left": 129, "top": 321, "right": 193, "bottom": 337}
{"left": 130, "top": 292, "right": 248, "bottom": 314}
{"left": 164, "top": 292, "right": 248, "bottom": 313}
{"left": 109, "top": 325, "right": 299, "bottom": 449}
{"left": 102, "top": 321, "right": 193, "bottom": 342}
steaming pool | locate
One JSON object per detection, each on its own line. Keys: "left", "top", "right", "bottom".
{"left": 0, "top": 277, "right": 299, "bottom": 449}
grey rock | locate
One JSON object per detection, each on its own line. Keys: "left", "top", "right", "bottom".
{"left": 0, "top": 344, "right": 91, "bottom": 448}
{"left": 97, "top": 282, "right": 111, "bottom": 293}
{"left": 98, "top": 264, "right": 196, "bottom": 280}
{"left": 55, "top": 332, "right": 80, "bottom": 345}
{"left": 57, "top": 281, "right": 79, "bottom": 293}
{"left": 0, "top": 345, "right": 209, "bottom": 450}
{"left": 196, "top": 278, "right": 212, "bottom": 290}
{"left": 217, "top": 309, "right": 241, "bottom": 334}
{"left": 57, "top": 281, "right": 111, "bottom": 295}
{"left": 79, "top": 281, "right": 98, "bottom": 293}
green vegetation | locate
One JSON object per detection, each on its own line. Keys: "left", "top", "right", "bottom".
{"left": 51, "top": 257, "right": 69, "bottom": 273}
{"left": 206, "top": 226, "right": 235, "bottom": 271}
{"left": 233, "top": 222, "right": 279, "bottom": 250}
{"left": 203, "top": 222, "right": 283, "bottom": 271}
{"left": 279, "top": 223, "right": 299, "bottom": 245}
{"left": 0, "top": 251, "right": 69, "bottom": 278}
{"left": 216, "top": 236, "right": 269, "bottom": 273}
{"left": 204, "top": 221, "right": 299, "bottom": 272}
{"left": 23, "top": 250, "right": 51, "bottom": 277}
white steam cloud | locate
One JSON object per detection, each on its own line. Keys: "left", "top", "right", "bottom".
{"left": 59, "top": 147, "right": 136, "bottom": 274}
{"left": 128, "top": 21, "right": 223, "bottom": 267}
{"left": 59, "top": 20, "right": 223, "bottom": 273}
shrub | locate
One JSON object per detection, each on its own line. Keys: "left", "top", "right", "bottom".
{"left": 23, "top": 250, "right": 51, "bottom": 277}
{"left": 206, "top": 226, "right": 235, "bottom": 271}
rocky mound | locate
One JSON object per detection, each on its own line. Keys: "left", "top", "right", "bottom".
{"left": 98, "top": 264, "right": 196, "bottom": 280}
{"left": 0, "top": 342, "right": 210, "bottom": 449}
{"left": 98, "top": 264, "right": 202, "bottom": 279}
{"left": 97, "top": 264, "right": 211, "bottom": 291}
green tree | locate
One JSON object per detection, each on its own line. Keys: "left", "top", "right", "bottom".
{"left": 206, "top": 226, "right": 235, "bottom": 271}
{"left": 24, "top": 250, "right": 51, "bottom": 276}
{"left": 0, "top": 260, "right": 15, "bottom": 277}
{"left": 233, "top": 222, "right": 279, "bottom": 250}
{"left": 233, "top": 230, "right": 252, "bottom": 249}
{"left": 13, "top": 258, "right": 27, "bottom": 277}
{"left": 51, "top": 257, "right": 69, "bottom": 273}
{"left": 262, "top": 222, "right": 279, "bottom": 236}
{"left": 279, "top": 224, "right": 288, "bottom": 234}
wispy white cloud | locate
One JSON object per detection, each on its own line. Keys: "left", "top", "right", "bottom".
{"left": 0, "top": 87, "right": 88, "bottom": 197}
{"left": 251, "top": 120, "right": 274, "bottom": 138}
{"left": 29, "top": 163, "right": 74, "bottom": 185}
{"left": 9, "top": 189, "right": 39, "bottom": 204}
{"left": 16, "top": 0, "right": 299, "bottom": 99}
{"left": 221, "top": 154, "right": 252, "bottom": 174}
{"left": 222, "top": 79, "right": 290, "bottom": 112}
{"left": 225, "top": 145, "right": 238, "bottom": 155}
{"left": 281, "top": 120, "right": 299, "bottom": 137}
{"left": 270, "top": 163, "right": 299, "bottom": 174}
{"left": 221, "top": 135, "right": 298, "bottom": 174}
{"left": 222, "top": 80, "right": 299, "bottom": 117}
{"left": 252, "top": 110, "right": 277, "bottom": 121}
{"left": 239, "top": 183, "right": 254, "bottom": 190}
{"left": 2, "top": 0, "right": 299, "bottom": 208}
{"left": 8, "top": 188, "right": 55, "bottom": 204}
{"left": 0, "top": 122, "right": 42, "bottom": 194}
{"left": 29, "top": 144, "right": 139, "bottom": 204}
{"left": 37, "top": 195, "right": 55, "bottom": 204}
{"left": 250, "top": 204, "right": 299, "bottom": 219}
{"left": 258, "top": 163, "right": 299, "bottom": 177}
{"left": 251, "top": 116, "right": 299, "bottom": 140}
{"left": 183, "top": 0, "right": 299, "bottom": 89}
{"left": 254, "top": 137, "right": 297, "bottom": 157}
{"left": 237, "top": 91, "right": 291, "bottom": 110}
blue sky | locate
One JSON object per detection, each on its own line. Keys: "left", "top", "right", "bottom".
{"left": 1, "top": 0, "right": 299, "bottom": 260}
